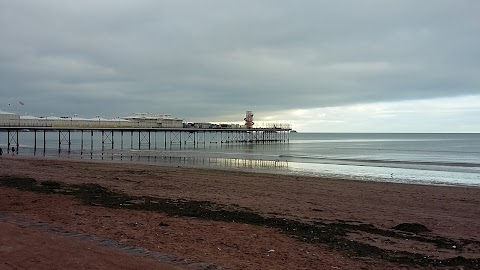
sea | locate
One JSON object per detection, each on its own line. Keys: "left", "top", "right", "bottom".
{"left": 1, "top": 132, "right": 479, "bottom": 187}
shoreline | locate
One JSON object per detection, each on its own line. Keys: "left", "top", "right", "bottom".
{"left": 5, "top": 150, "right": 480, "bottom": 188}
{"left": 1, "top": 156, "right": 480, "bottom": 269}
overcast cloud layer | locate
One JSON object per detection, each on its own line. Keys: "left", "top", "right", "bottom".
{"left": 1, "top": 0, "right": 479, "bottom": 131}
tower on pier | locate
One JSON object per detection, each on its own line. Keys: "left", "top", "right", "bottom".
{"left": 244, "top": 111, "right": 254, "bottom": 129}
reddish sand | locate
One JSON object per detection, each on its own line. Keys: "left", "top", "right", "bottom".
{"left": 0, "top": 221, "right": 183, "bottom": 270}
{"left": 1, "top": 156, "right": 479, "bottom": 269}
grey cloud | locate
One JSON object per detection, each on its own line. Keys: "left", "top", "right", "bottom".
{"left": 1, "top": 0, "right": 479, "bottom": 122}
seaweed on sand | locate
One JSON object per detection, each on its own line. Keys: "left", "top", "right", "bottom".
{"left": 1, "top": 176, "right": 479, "bottom": 269}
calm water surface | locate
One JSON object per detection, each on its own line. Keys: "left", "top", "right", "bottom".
{"left": 2, "top": 132, "right": 479, "bottom": 187}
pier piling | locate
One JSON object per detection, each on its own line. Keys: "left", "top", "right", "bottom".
{"left": 0, "top": 127, "right": 290, "bottom": 154}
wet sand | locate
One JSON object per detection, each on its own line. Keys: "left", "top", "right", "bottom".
{"left": 1, "top": 156, "right": 479, "bottom": 269}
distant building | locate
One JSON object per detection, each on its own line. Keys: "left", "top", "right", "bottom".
{"left": 0, "top": 111, "right": 291, "bottom": 130}
{"left": 193, "top": 122, "right": 213, "bottom": 129}
{"left": 121, "top": 113, "right": 183, "bottom": 128}
{"left": 0, "top": 111, "right": 183, "bottom": 128}
{"left": 0, "top": 111, "right": 19, "bottom": 121}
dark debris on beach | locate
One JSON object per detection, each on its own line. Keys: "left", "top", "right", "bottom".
{"left": 1, "top": 176, "right": 479, "bottom": 269}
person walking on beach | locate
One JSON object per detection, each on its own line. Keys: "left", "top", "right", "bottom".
{"left": 11, "top": 146, "right": 15, "bottom": 156}
{"left": 0, "top": 147, "right": 3, "bottom": 156}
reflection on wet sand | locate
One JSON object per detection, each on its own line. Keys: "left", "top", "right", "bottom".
{"left": 51, "top": 149, "right": 290, "bottom": 171}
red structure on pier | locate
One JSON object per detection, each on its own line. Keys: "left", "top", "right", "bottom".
{"left": 244, "top": 111, "right": 254, "bottom": 129}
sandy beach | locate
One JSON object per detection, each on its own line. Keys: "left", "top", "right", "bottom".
{"left": 1, "top": 156, "right": 479, "bottom": 269}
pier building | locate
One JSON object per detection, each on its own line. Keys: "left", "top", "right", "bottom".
{"left": 0, "top": 112, "right": 183, "bottom": 128}
{"left": 0, "top": 111, "right": 291, "bottom": 154}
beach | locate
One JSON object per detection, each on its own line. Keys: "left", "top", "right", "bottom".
{"left": 1, "top": 156, "right": 479, "bottom": 269}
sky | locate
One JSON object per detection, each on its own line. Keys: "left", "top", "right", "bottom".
{"left": 1, "top": 0, "right": 479, "bottom": 132}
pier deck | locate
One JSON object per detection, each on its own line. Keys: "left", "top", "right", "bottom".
{"left": 0, "top": 127, "right": 290, "bottom": 154}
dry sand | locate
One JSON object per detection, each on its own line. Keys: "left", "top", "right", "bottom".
{"left": 1, "top": 156, "right": 479, "bottom": 269}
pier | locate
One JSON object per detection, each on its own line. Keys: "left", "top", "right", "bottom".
{"left": 0, "top": 127, "right": 290, "bottom": 154}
